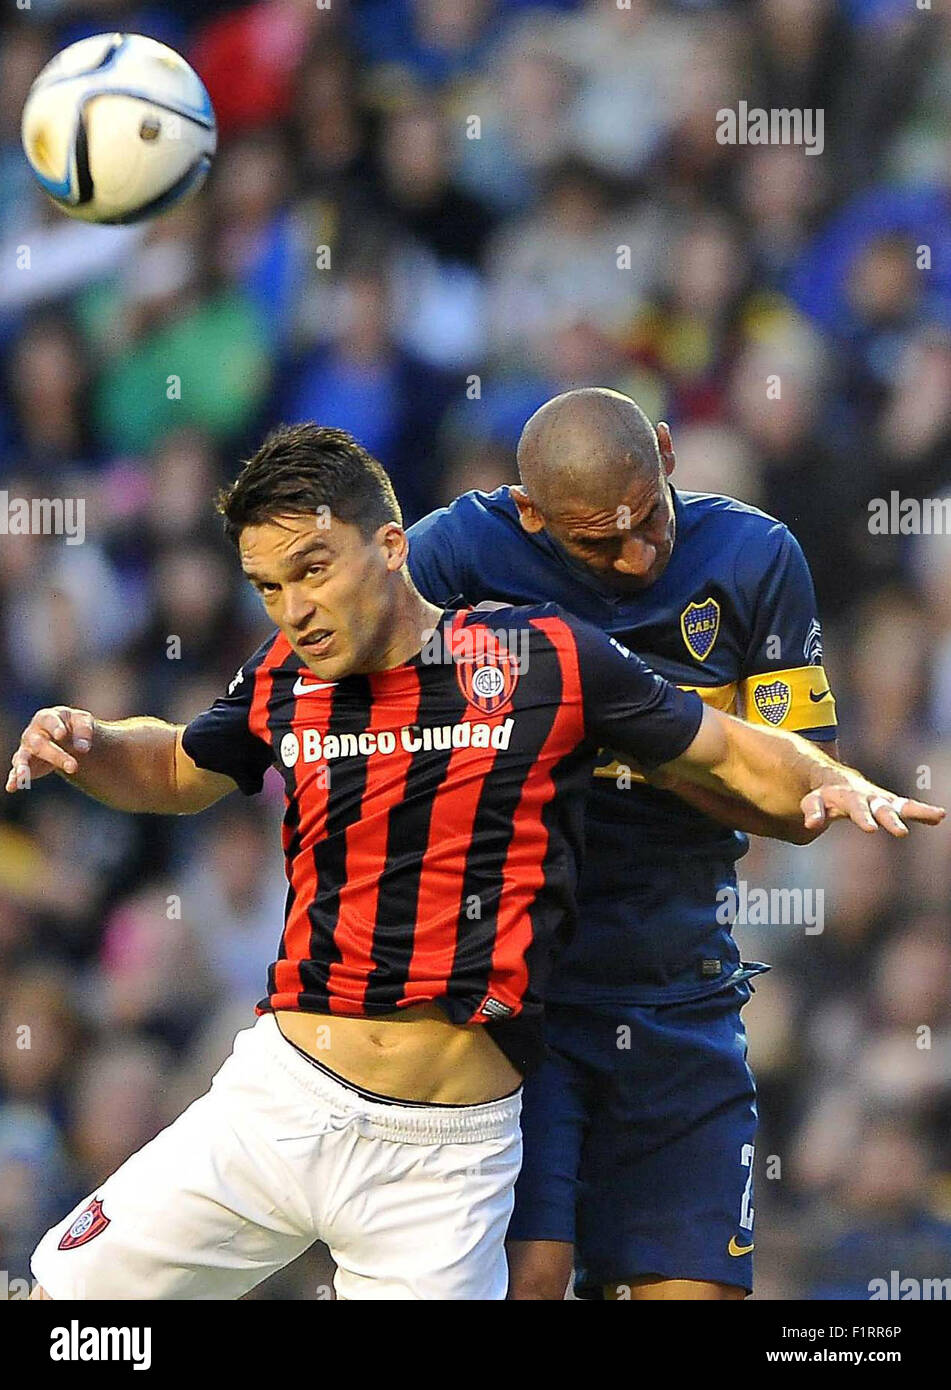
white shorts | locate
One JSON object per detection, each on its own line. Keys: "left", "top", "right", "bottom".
{"left": 32, "top": 1013, "right": 522, "bottom": 1301}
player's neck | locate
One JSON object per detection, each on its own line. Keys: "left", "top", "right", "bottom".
{"left": 367, "top": 584, "right": 445, "bottom": 673}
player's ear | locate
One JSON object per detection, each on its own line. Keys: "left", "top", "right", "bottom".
{"left": 380, "top": 522, "right": 409, "bottom": 570}
{"left": 657, "top": 422, "right": 676, "bottom": 478}
{"left": 510, "top": 486, "right": 545, "bottom": 534}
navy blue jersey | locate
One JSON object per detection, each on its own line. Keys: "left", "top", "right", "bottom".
{"left": 408, "top": 486, "right": 837, "bottom": 1005}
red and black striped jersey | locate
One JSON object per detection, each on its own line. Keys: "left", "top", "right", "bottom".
{"left": 181, "top": 603, "right": 703, "bottom": 1071}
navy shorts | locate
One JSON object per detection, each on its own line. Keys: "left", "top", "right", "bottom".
{"left": 508, "top": 980, "right": 759, "bottom": 1296}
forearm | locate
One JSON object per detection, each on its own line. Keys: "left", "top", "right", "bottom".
{"left": 639, "top": 705, "right": 941, "bottom": 839}
{"left": 644, "top": 769, "right": 821, "bottom": 843}
{"left": 671, "top": 711, "right": 852, "bottom": 829}
{"left": 57, "top": 717, "right": 184, "bottom": 813}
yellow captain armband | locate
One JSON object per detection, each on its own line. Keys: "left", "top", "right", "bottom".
{"left": 738, "top": 666, "right": 837, "bottom": 733}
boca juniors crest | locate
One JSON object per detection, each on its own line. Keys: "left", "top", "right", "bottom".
{"left": 752, "top": 679, "right": 791, "bottom": 726}
{"left": 455, "top": 646, "right": 520, "bottom": 715}
{"left": 681, "top": 597, "right": 721, "bottom": 662}
{"left": 58, "top": 1196, "right": 109, "bottom": 1251}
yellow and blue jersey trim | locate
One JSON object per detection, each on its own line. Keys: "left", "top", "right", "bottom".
{"left": 593, "top": 666, "right": 836, "bottom": 780}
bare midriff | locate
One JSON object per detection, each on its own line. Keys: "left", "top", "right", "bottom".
{"left": 274, "top": 1003, "right": 522, "bottom": 1104}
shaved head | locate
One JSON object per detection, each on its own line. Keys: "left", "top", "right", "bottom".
{"left": 516, "top": 388, "right": 660, "bottom": 512}
{"left": 511, "top": 388, "right": 677, "bottom": 593}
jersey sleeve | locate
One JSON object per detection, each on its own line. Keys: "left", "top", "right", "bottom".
{"left": 567, "top": 615, "right": 705, "bottom": 769}
{"left": 737, "top": 526, "right": 837, "bottom": 742}
{"left": 407, "top": 504, "right": 472, "bottom": 604}
{"left": 180, "top": 644, "right": 275, "bottom": 796}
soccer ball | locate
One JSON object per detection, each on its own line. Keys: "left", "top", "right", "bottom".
{"left": 21, "top": 32, "right": 217, "bottom": 225}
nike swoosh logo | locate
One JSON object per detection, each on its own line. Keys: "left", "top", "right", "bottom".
{"left": 808, "top": 688, "right": 830, "bottom": 702}
{"left": 293, "top": 677, "right": 337, "bottom": 695}
{"left": 728, "top": 1236, "right": 755, "bottom": 1256}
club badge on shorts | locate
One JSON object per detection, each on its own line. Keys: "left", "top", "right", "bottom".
{"left": 752, "top": 678, "right": 792, "bottom": 726}
{"left": 681, "top": 597, "right": 720, "bottom": 662}
{"left": 58, "top": 1197, "right": 110, "bottom": 1251}
{"left": 455, "top": 646, "right": 520, "bottom": 715}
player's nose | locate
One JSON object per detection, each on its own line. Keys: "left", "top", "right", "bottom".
{"left": 282, "top": 585, "right": 316, "bottom": 630}
{"left": 615, "top": 535, "right": 656, "bottom": 577}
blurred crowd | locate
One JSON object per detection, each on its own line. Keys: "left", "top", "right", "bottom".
{"left": 1, "top": 0, "right": 950, "bottom": 1299}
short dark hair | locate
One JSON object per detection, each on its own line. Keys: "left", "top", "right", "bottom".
{"left": 216, "top": 423, "right": 402, "bottom": 546}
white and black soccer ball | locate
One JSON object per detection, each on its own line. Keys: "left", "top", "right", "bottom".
{"left": 21, "top": 32, "right": 217, "bottom": 225}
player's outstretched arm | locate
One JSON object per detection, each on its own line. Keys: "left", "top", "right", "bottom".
{"left": 5, "top": 707, "right": 238, "bottom": 814}
{"left": 638, "top": 760, "right": 841, "bottom": 844}
{"left": 663, "top": 705, "right": 945, "bottom": 841}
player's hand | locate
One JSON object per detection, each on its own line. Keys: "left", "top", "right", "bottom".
{"left": 800, "top": 776, "right": 945, "bottom": 837}
{"left": 5, "top": 707, "right": 95, "bottom": 792}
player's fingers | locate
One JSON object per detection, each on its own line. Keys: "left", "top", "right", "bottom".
{"left": 21, "top": 727, "right": 79, "bottom": 775}
{"left": 5, "top": 755, "right": 28, "bottom": 792}
{"left": 801, "top": 789, "right": 829, "bottom": 831}
{"left": 825, "top": 787, "right": 877, "bottom": 833}
{"left": 891, "top": 797, "right": 946, "bottom": 826}
{"left": 814, "top": 784, "right": 880, "bottom": 831}
{"left": 34, "top": 708, "right": 71, "bottom": 743}
{"left": 867, "top": 794, "right": 908, "bottom": 838}
{"left": 65, "top": 708, "right": 94, "bottom": 752}
{"left": 6, "top": 747, "right": 38, "bottom": 792}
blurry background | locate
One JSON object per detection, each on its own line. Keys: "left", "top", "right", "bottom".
{"left": 1, "top": 0, "right": 951, "bottom": 1300}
